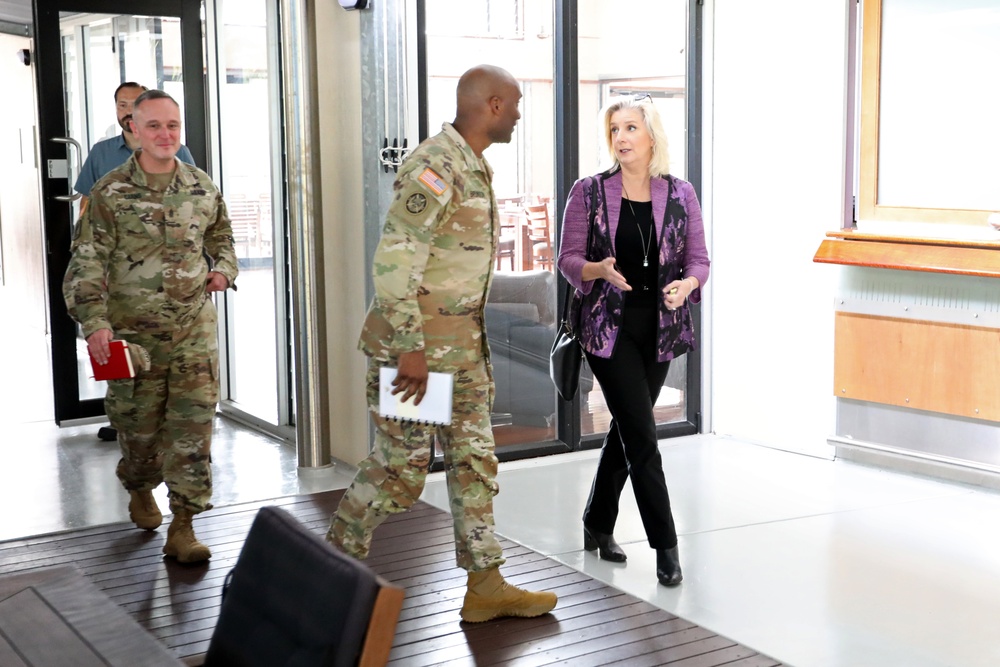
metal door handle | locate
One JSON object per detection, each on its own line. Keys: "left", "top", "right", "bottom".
{"left": 50, "top": 137, "right": 83, "bottom": 201}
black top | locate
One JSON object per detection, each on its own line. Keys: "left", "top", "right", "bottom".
{"left": 615, "top": 197, "right": 658, "bottom": 307}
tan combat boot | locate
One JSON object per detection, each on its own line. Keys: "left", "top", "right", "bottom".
{"left": 163, "top": 509, "right": 211, "bottom": 563}
{"left": 128, "top": 490, "right": 162, "bottom": 530}
{"left": 460, "top": 566, "right": 558, "bottom": 623}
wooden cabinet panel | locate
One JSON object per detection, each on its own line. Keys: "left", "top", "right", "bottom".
{"left": 834, "top": 312, "right": 1000, "bottom": 421}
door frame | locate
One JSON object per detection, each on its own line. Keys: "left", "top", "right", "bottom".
{"left": 34, "top": 0, "right": 206, "bottom": 423}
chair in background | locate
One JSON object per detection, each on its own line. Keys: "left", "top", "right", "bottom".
{"left": 495, "top": 199, "right": 521, "bottom": 271}
{"left": 200, "top": 506, "right": 404, "bottom": 667}
{"left": 524, "top": 203, "right": 554, "bottom": 270}
{"left": 225, "top": 194, "right": 261, "bottom": 258}
{"left": 496, "top": 234, "right": 516, "bottom": 271}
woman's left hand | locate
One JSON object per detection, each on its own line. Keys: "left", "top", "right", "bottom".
{"left": 664, "top": 278, "right": 696, "bottom": 311}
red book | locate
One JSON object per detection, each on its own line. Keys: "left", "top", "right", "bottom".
{"left": 89, "top": 339, "right": 136, "bottom": 381}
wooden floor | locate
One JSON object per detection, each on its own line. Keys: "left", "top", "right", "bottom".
{"left": 0, "top": 490, "right": 782, "bottom": 666}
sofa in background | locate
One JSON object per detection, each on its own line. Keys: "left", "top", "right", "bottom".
{"left": 486, "top": 270, "right": 593, "bottom": 428}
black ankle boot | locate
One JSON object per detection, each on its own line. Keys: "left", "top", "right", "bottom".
{"left": 583, "top": 525, "right": 627, "bottom": 562}
{"left": 656, "top": 546, "right": 683, "bottom": 586}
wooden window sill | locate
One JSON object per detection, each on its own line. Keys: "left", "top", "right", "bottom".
{"left": 813, "top": 231, "right": 1000, "bottom": 278}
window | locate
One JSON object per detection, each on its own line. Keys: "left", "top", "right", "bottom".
{"left": 577, "top": 0, "right": 693, "bottom": 437}
{"left": 415, "top": 0, "right": 702, "bottom": 454}
{"left": 425, "top": 0, "right": 523, "bottom": 39}
{"left": 424, "top": 0, "right": 557, "bottom": 449}
{"left": 858, "top": 0, "right": 1000, "bottom": 235}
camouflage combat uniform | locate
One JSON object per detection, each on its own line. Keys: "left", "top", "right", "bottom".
{"left": 63, "top": 151, "right": 238, "bottom": 515}
{"left": 328, "top": 123, "right": 505, "bottom": 572}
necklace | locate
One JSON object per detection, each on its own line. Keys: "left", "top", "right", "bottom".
{"left": 622, "top": 184, "right": 655, "bottom": 291}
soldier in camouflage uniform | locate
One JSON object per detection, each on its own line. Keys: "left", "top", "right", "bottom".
{"left": 63, "top": 90, "right": 238, "bottom": 564}
{"left": 327, "top": 65, "right": 557, "bottom": 623}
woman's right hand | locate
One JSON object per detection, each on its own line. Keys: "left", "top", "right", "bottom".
{"left": 582, "top": 257, "right": 631, "bottom": 291}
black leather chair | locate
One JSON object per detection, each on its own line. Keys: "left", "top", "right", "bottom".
{"left": 202, "top": 506, "right": 404, "bottom": 667}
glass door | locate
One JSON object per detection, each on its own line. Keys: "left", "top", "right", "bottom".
{"left": 35, "top": 0, "right": 205, "bottom": 423}
{"left": 210, "top": 0, "right": 290, "bottom": 435}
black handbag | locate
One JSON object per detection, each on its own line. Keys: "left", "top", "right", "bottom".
{"left": 549, "top": 178, "right": 597, "bottom": 400}
{"left": 549, "top": 318, "right": 583, "bottom": 401}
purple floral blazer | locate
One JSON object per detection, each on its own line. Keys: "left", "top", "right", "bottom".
{"left": 556, "top": 170, "right": 710, "bottom": 362}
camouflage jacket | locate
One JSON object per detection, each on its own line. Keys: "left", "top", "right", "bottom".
{"left": 358, "top": 123, "right": 498, "bottom": 370}
{"left": 557, "top": 170, "right": 711, "bottom": 362}
{"left": 63, "top": 152, "right": 238, "bottom": 337}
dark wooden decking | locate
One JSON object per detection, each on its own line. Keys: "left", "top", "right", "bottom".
{"left": 0, "top": 491, "right": 782, "bottom": 666}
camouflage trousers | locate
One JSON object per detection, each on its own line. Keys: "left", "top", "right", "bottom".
{"left": 328, "top": 357, "right": 505, "bottom": 572}
{"left": 105, "top": 299, "right": 219, "bottom": 514}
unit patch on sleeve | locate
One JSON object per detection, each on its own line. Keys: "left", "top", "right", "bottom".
{"left": 417, "top": 168, "right": 449, "bottom": 196}
{"left": 405, "top": 192, "right": 428, "bottom": 215}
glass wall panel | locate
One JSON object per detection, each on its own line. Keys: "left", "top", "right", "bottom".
{"left": 215, "top": 0, "right": 282, "bottom": 425}
{"left": 424, "top": 0, "right": 558, "bottom": 448}
{"left": 577, "top": 0, "right": 690, "bottom": 436}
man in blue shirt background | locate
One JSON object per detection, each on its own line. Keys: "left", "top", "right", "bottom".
{"left": 75, "top": 82, "right": 195, "bottom": 213}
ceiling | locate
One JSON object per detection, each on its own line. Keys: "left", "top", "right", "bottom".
{"left": 0, "top": 0, "right": 31, "bottom": 28}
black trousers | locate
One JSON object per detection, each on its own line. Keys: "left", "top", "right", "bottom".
{"left": 583, "top": 304, "right": 677, "bottom": 549}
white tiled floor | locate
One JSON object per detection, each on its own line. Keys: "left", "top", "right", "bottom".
{"left": 0, "top": 418, "right": 355, "bottom": 542}
{"left": 5, "top": 413, "right": 1000, "bottom": 666}
{"left": 423, "top": 434, "right": 1000, "bottom": 667}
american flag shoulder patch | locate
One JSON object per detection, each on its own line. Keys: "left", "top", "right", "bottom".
{"left": 417, "top": 168, "right": 449, "bottom": 196}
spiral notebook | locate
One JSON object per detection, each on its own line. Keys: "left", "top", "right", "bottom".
{"left": 378, "top": 367, "right": 454, "bottom": 426}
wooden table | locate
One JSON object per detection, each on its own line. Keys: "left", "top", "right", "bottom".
{"left": 0, "top": 565, "right": 183, "bottom": 666}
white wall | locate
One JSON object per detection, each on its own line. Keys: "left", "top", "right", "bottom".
{"left": 314, "top": 3, "right": 370, "bottom": 466}
{"left": 0, "top": 32, "right": 45, "bottom": 332}
{"left": 707, "top": 0, "right": 847, "bottom": 457}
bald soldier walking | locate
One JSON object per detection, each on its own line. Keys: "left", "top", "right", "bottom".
{"left": 327, "top": 64, "right": 558, "bottom": 622}
{"left": 64, "top": 89, "right": 238, "bottom": 563}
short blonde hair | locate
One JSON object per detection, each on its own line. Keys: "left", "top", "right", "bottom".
{"left": 600, "top": 95, "right": 671, "bottom": 177}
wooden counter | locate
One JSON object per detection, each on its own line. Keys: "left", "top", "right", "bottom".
{"left": 813, "top": 231, "right": 1000, "bottom": 278}
{"left": 816, "top": 230, "right": 1000, "bottom": 422}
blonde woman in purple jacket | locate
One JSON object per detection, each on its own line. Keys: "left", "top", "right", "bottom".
{"left": 557, "top": 95, "right": 710, "bottom": 586}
